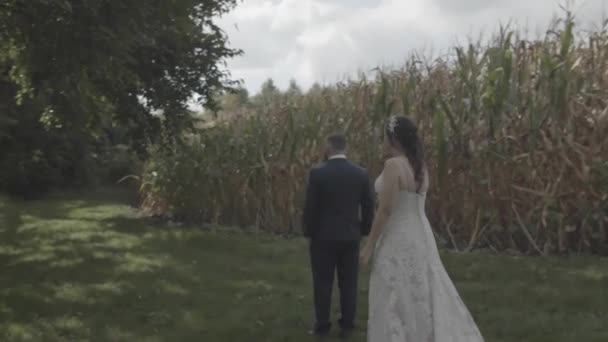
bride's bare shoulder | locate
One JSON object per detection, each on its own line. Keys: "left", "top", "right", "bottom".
{"left": 382, "top": 157, "right": 405, "bottom": 174}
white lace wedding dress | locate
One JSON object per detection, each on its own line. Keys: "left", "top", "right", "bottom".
{"left": 368, "top": 161, "right": 484, "bottom": 342}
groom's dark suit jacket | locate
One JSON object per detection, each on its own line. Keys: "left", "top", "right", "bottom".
{"left": 302, "top": 157, "right": 375, "bottom": 241}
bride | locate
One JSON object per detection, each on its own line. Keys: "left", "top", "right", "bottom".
{"left": 360, "top": 115, "right": 485, "bottom": 341}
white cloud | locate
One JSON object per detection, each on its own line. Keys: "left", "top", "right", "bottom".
{"left": 271, "top": 0, "right": 338, "bottom": 30}
{"left": 219, "top": 0, "right": 608, "bottom": 94}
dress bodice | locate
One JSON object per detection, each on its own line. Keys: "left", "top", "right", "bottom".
{"left": 374, "top": 172, "right": 426, "bottom": 222}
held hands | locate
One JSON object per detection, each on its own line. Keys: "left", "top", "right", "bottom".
{"left": 360, "top": 242, "right": 374, "bottom": 268}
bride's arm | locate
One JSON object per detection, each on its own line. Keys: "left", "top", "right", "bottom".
{"left": 362, "top": 159, "right": 400, "bottom": 257}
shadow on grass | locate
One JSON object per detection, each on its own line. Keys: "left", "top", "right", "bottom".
{"left": 1, "top": 188, "right": 608, "bottom": 342}
{"left": 0, "top": 188, "right": 325, "bottom": 342}
{"left": 0, "top": 189, "right": 218, "bottom": 341}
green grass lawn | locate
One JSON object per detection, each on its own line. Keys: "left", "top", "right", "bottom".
{"left": 1, "top": 189, "right": 607, "bottom": 342}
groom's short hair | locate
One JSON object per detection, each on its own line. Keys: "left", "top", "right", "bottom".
{"left": 327, "top": 133, "right": 347, "bottom": 152}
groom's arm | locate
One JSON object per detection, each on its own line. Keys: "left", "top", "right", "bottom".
{"left": 360, "top": 171, "right": 374, "bottom": 236}
{"left": 302, "top": 169, "right": 320, "bottom": 238}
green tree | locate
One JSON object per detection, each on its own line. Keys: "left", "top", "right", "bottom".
{"left": 0, "top": 0, "right": 241, "bottom": 195}
{"left": 252, "top": 78, "right": 281, "bottom": 107}
{"left": 286, "top": 79, "right": 303, "bottom": 97}
{"left": 260, "top": 78, "right": 280, "bottom": 97}
{"left": 221, "top": 86, "right": 249, "bottom": 111}
{"left": 307, "top": 82, "right": 323, "bottom": 96}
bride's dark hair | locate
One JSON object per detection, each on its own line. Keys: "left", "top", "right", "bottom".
{"left": 386, "top": 115, "right": 426, "bottom": 192}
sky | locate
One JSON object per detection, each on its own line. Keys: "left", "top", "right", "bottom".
{"left": 216, "top": 0, "right": 607, "bottom": 94}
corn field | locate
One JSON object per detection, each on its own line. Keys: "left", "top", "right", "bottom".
{"left": 142, "top": 14, "right": 608, "bottom": 255}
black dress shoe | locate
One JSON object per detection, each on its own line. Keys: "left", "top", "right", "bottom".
{"left": 309, "top": 322, "right": 331, "bottom": 337}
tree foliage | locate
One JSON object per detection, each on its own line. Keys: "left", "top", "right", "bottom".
{"left": 286, "top": 79, "right": 302, "bottom": 97}
{"left": 219, "top": 85, "right": 249, "bottom": 113}
{"left": 0, "top": 0, "right": 241, "bottom": 195}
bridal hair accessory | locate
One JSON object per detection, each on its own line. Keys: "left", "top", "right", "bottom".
{"left": 387, "top": 116, "right": 398, "bottom": 134}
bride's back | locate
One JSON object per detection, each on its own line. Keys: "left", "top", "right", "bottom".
{"left": 374, "top": 156, "right": 429, "bottom": 225}
{"left": 391, "top": 156, "right": 429, "bottom": 195}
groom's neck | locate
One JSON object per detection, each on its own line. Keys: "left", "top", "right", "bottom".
{"left": 328, "top": 153, "right": 347, "bottom": 160}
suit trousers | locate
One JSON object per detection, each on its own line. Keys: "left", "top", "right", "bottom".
{"left": 309, "top": 239, "right": 360, "bottom": 333}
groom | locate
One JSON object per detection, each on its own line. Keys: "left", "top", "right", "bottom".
{"left": 302, "top": 133, "right": 375, "bottom": 338}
